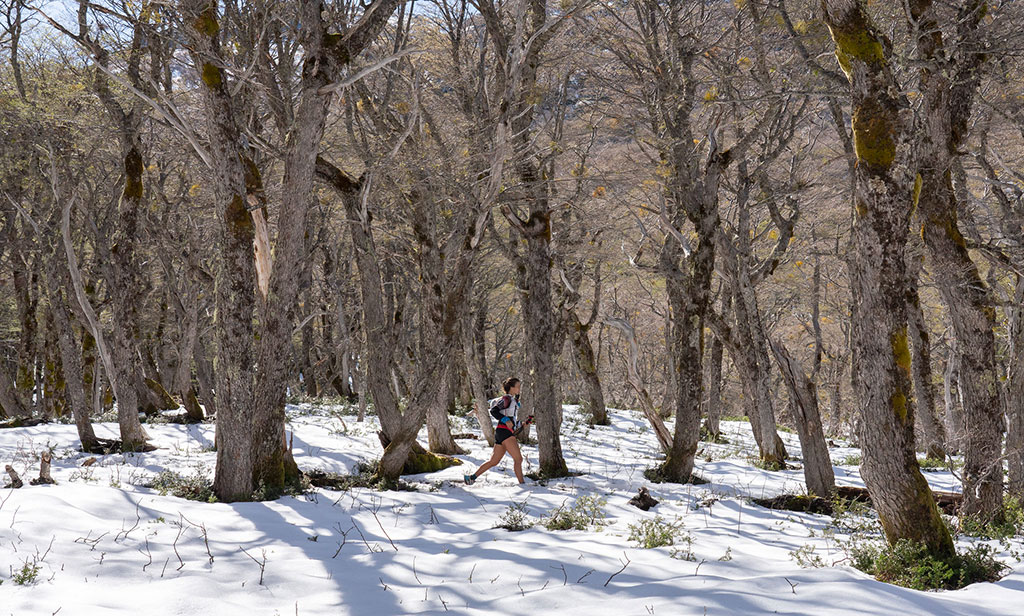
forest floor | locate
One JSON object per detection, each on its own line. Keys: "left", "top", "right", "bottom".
{"left": 0, "top": 404, "right": 1020, "bottom": 615}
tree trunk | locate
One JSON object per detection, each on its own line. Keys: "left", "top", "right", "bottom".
{"left": 660, "top": 214, "right": 715, "bottom": 482}
{"left": 183, "top": 1, "right": 258, "bottom": 501}
{"left": 943, "top": 345, "right": 964, "bottom": 455}
{"left": 44, "top": 185, "right": 100, "bottom": 445}
{"left": 12, "top": 249, "right": 37, "bottom": 413}
{"left": 702, "top": 327, "right": 725, "bottom": 440}
{"left": 0, "top": 367, "right": 30, "bottom": 419}
{"left": 194, "top": 338, "right": 217, "bottom": 420}
{"left": 822, "top": 0, "right": 954, "bottom": 558}
{"left": 567, "top": 314, "right": 608, "bottom": 426}
{"left": 770, "top": 339, "right": 836, "bottom": 497}
{"left": 177, "top": 308, "right": 204, "bottom": 423}
{"left": 1005, "top": 278, "right": 1024, "bottom": 499}
{"left": 249, "top": 5, "right": 341, "bottom": 494}
{"left": 729, "top": 277, "right": 787, "bottom": 467}
{"left": 462, "top": 310, "right": 496, "bottom": 446}
{"left": 910, "top": 0, "right": 1001, "bottom": 522}
{"left": 519, "top": 214, "right": 569, "bottom": 478}
{"left": 426, "top": 364, "right": 464, "bottom": 455}
{"left": 906, "top": 262, "right": 946, "bottom": 460}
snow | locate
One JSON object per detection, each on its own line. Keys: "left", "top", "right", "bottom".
{"left": 0, "top": 405, "right": 1021, "bottom": 615}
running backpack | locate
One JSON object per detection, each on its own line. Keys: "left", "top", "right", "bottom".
{"left": 488, "top": 395, "right": 512, "bottom": 422}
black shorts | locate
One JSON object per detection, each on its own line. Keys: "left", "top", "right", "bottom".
{"left": 495, "top": 427, "right": 515, "bottom": 445}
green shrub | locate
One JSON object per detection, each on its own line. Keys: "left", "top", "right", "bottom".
{"left": 836, "top": 454, "right": 862, "bottom": 466}
{"left": 305, "top": 463, "right": 417, "bottom": 493}
{"left": 917, "top": 456, "right": 965, "bottom": 472}
{"left": 643, "top": 467, "right": 708, "bottom": 484}
{"left": 959, "top": 495, "right": 1024, "bottom": 540}
{"left": 146, "top": 469, "right": 216, "bottom": 503}
{"left": 699, "top": 425, "right": 730, "bottom": 444}
{"left": 545, "top": 495, "right": 607, "bottom": 531}
{"left": 13, "top": 561, "right": 40, "bottom": 585}
{"left": 790, "top": 544, "right": 826, "bottom": 568}
{"left": 495, "top": 501, "right": 534, "bottom": 532}
{"left": 750, "top": 456, "right": 787, "bottom": 471}
{"left": 853, "top": 539, "right": 1008, "bottom": 590}
{"left": 628, "top": 515, "right": 688, "bottom": 550}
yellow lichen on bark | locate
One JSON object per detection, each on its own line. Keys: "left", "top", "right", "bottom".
{"left": 193, "top": 10, "right": 219, "bottom": 38}
{"left": 891, "top": 391, "right": 908, "bottom": 422}
{"left": 911, "top": 173, "right": 923, "bottom": 210}
{"left": 852, "top": 103, "right": 896, "bottom": 168}
{"left": 201, "top": 63, "right": 222, "bottom": 89}
{"left": 826, "top": 21, "right": 885, "bottom": 80}
{"left": 891, "top": 327, "right": 912, "bottom": 377}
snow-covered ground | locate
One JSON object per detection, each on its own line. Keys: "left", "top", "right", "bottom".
{"left": 0, "top": 405, "right": 1020, "bottom": 615}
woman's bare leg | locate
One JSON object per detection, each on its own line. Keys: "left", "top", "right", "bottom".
{"left": 504, "top": 437, "right": 525, "bottom": 483}
{"left": 474, "top": 444, "right": 506, "bottom": 478}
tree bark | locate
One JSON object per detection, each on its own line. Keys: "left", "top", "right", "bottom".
{"left": 426, "top": 364, "right": 464, "bottom": 455}
{"left": 702, "top": 321, "right": 726, "bottom": 440}
{"left": 462, "top": 306, "right": 496, "bottom": 446}
{"left": 1006, "top": 278, "right": 1024, "bottom": 499}
{"left": 822, "top": 0, "right": 954, "bottom": 558}
{"left": 909, "top": 0, "right": 1001, "bottom": 519}
{"left": 906, "top": 256, "right": 946, "bottom": 460}
{"left": 770, "top": 339, "right": 836, "bottom": 497}
{"left": 731, "top": 277, "right": 787, "bottom": 467}
{"left": 0, "top": 366, "right": 30, "bottom": 418}
{"left": 943, "top": 342, "right": 965, "bottom": 455}
{"left": 49, "top": 284, "right": 99, "bottom": 451}
{"left": 182, "top": 0, "right": 258, "bottom": 501}
{"left": 567, "top": 315, "right": 608, "bottom": 426}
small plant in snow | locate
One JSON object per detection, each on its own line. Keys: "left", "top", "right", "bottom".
{"left": 13, "top": 560, "right": 41, "bottom": 585}
{"left": 628, "top": 516, "right": 688, "bottom": 549}
{"left": 790, "top": 544, "right": 826, "bottom": 568}
{"left": 670, "top": 535, "right": 696, "bottom": 561}
{"left": 145, "top": 468, "right": 216, "bottom": 502}
{"left": 544, "top": 494, "right": 607, "bottom": 531}
{"left": 495, "top": 501, "right": 534, "bottom": 532}
{"left": 836, "top": 454, "right": 862, "bottom": 466}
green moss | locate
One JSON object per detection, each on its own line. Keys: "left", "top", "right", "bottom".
{"left": 242, "top": 156, "right": 263, "bottom": 195}
{"left": 144, "top": 378, "right": 178, "bottom": 410}
{"left": 911, "top": 173, "right": 922, "bottom": 210}
{"left": 892, "top": 392, "right": 908, "bottom": 421}
{"left": 403, "top": 450, "right": 462, "bottom": 474}
{"left": 852, "top": 103, "right": 896, "bottom": 168}
{"left": 201, "top": 62, "right": 222, "bottom": 89}
{"left": 251, "top": 448, "right": 304, "bottom": 501}
{"left": 890, "top": 328, "right": 912, "bottom": 376}
{"left": 123, "top": 148, "right": 144, "bottom": 200}
{"left": 945, "top": 217, "right": 967, "bottom": 250}
{"left": 193, "top": 10, "right": 219, "bottom": 38}
{"left": 829, "top": 23, "right": 885, "bottom": 69}
{"left": 226, "top": 194, "right": 253, "bottom": 232}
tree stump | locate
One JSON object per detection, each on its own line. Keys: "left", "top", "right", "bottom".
{"left": 5, "top": 464, "right": 23, "bottom": 488}
{"left": 628, "top": 487, "right": 659, "bottom": 511}
{"left": 30, "top": 451, "right": 56, "bottom": 485}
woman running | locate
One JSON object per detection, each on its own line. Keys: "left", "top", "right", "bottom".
{"left": 464, "top": 377, "right": 531, "bottom": 485}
